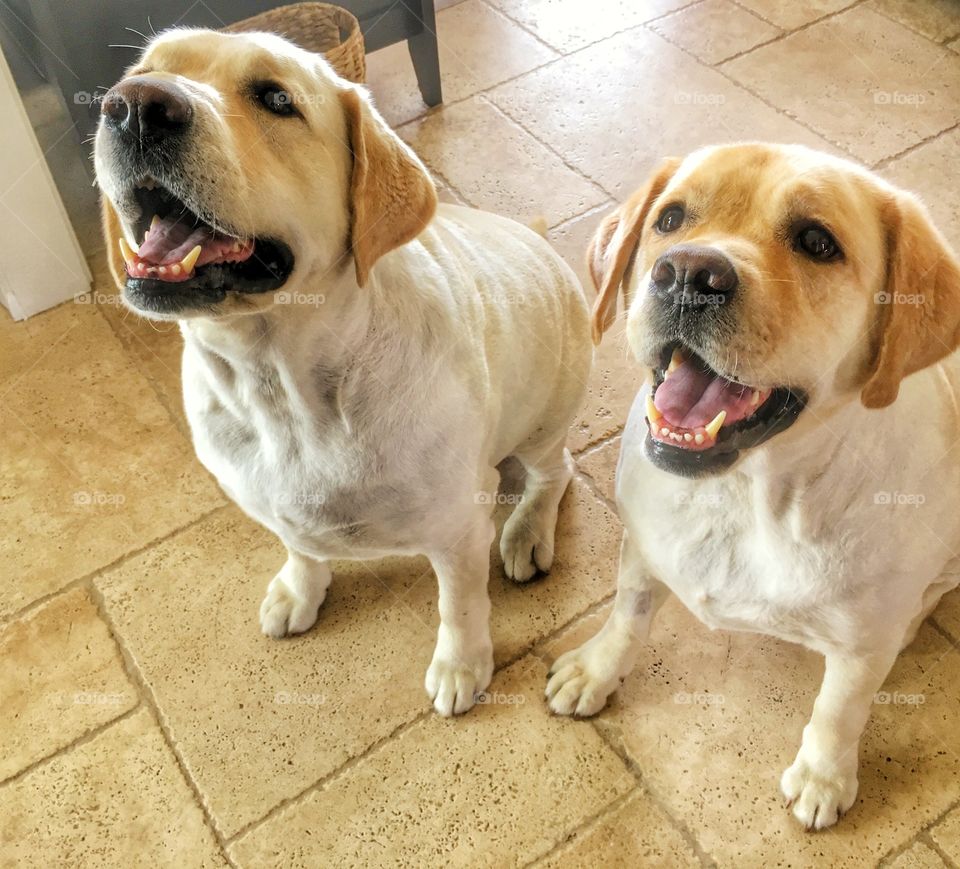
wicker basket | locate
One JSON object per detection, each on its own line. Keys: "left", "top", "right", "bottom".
{"left": 225, "top": 3, "right": 366, "bottom": 83}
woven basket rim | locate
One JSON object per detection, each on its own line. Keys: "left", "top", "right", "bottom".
{"left": 223, "top": 2, "right": 366, "bottom": 83}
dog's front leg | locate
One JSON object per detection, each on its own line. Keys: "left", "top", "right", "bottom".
{"left": 425, "top": 517, "right": 496, "bottom": 716}
{"left": 260, "top": 548, "right": 332, "bottom": 638}
{"left": 781, "top": 646, "right": 899, "bottom": 830}
{"left": 546, "top": 530, "right": 669, "bottom": 716}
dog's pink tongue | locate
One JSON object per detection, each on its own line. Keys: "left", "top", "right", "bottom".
{"left": 137, "top": 215, "right": 244, "bottom": 267}
{"left": 654, "top": 355, "right": 756, "bottom": 428}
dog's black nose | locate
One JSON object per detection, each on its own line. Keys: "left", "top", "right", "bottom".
{"left": 651, "top": 244, "right": 738, "bottom": 306}
{"left": 101, "top": 76, "right": 193, "bottom": 140}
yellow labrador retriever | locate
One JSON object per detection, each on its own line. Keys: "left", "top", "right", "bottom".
{"left": 94, "top": 29, "right": 592, "bottom": 716}
{"left": 547, "top": 143, "right": 960, "bottom": 828}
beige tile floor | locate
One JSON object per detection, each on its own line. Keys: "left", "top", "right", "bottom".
{"left": 2, "top": 0, "right": 960, "bottom": 865}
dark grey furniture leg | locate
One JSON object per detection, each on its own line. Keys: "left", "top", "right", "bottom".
{"left": 407, "top": 0, "right": 442, "bottom": 106}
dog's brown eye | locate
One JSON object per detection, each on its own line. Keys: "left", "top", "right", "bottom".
{"left": 796, "top": 225, "right": 841, "bottom": 261}
{"left": 256, "top": 84, "right": 297, "bottom": 117}
{"left": 656, "top": 205, "right": 685, "bottom": 234}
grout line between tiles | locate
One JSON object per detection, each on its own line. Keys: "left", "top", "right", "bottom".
{"left": 699, "top": 27, "right": 787, "bottom": 67}
{"left": 573, "top": 426, "right": 624, "bottom": 459}
{"left": 530, "top": 591, "right": 616, "bottom": 669}
{"left": 397, "top": 87, "right": 613, "bottom": 213}
{"left": 227, "top": 583, "right": 623, "bottom": 847}
{"left": 478, "top": 95, "right": 616, "bottom": 202}
{"left": 716, "top": 0, "right": 960, "bottom": 172}
{"left": 0, "top": 503, "right": 231, "bottom": 629}
{"left": 225, "top": 707, "right": 432, "bottom": 847}
{"left": 872, "top": 121, "right": 960, "bottom": 171}
{"left": 389, "top": 38, "right": 561, "bottom": 132}
{"left": 642, "top": 0, "right": 709, "bottom": 27}
{"left": 726, "top": 0, "right": 863, "bottom": 33}
{"left": 522, "top": 787, "right": 642, "bottom": 868}
{"left": 482, "top": 0, "right": 705, "bottom": 57}
{"left": 879, "top": 796, "right": 960, "bottom": 866}
{"left": 589, "top": 718, "right": 717, "bottom": 867}
{"left": 572, "top": 467, "right": 618, "bottom": 518}
{"left": 548, "top": 199, "right": 615, "bottom": 234}
{"left": 644, "top": 19, "right": 865, "bottom": 166}
{"left": 387, "top": 4, "right": 761, "bottom": 224}
{"left": 921, "top": 830, "right": 960, "bottom": 869}
{"left": 929, "top": 617, "right": 960, "bottom": 651}
{"left": 87, "top": 579, "right": 239, "bottom": 868}
{"left": 474, "top": 0, "right": 561, "bottom": 57}
{"left": 867, "top": 3, "right": 960, "bottom": 47}
{"left": 0, "top": 702, "right": 143, "bottom": 789}
{"left": 94, "top": 301, "right": 191, "bottom": 441}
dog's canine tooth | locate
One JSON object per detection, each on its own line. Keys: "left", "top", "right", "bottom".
{"left": 704, "top": 410, "right": 727, "bottom": 439}
{"left": 752, "top": 390, "right": 761, "bottom": 405}
{"left": 646, "top": 395, "right": 662, "bottom": 423}
{"left": 180, "top": 244, "right": 202, "bottom": 273}
{"left": 118, "top": 237, "right": 135, "bottom": 263}
{"left": 667, "top": 347, "right": 685, "bottom": 374}
{"left": 150, "top": 214, "right": 160, "bottom": 230}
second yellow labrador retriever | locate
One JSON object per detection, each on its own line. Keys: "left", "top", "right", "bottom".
{"left": 547, "top": 143, "right": 960, "bottom": 829}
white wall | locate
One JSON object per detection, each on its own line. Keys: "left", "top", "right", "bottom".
{"left": 0, "top": 44, "right": 90, "bottom": 320}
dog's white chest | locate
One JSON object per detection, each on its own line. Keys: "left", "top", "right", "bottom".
{"left": 616, "top": 417, "right": 848, "bottom": 645}
{"left": 180, "top": 344, "right": 426, "bottom": 559}
{"left": 632, "top": 489, "right": 838, "bottom": 640}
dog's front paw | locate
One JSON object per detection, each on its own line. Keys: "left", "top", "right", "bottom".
{"left": 545, "top": 637, "right": 623, "bottom": 717}
{"left": 425, "top": 644, "right": 494, "bottom": 717}
{"left": 781, "top": 752, "right": 859, "bottom": 830}
{"left": 259, "top": 574, "right": 325, "bottom": 638}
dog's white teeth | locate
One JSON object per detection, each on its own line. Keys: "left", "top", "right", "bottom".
{"left": 751, "top": 390, "right": 761, "bottom": 406}
{"left": 704, "top": 410, "right": 727, "bottom": 440}
{"left": 180, "top": 244, "right": 202, "bottom": 273}
{"left": 150, "top": 214, "right": 160, "bottom": 230}
{"left": 660, "top": 426, "right": 670, "bottom": 436}
{"left": 646, "top": 395, "right": 662, "bottom": 423}
{"left": 684, "top": 433, "right": 693, "bottom": 442}
{"left": 171, "top": 264, "right": 182, "bottom": 276}
{"left": 667, "top": 348, "right": 685, "bottom": 374}
{"left": 695, "top": 433, "right": 705, "bottom": 445}
{"left": 118, "top": 237, "right": 135, "bottom": 263}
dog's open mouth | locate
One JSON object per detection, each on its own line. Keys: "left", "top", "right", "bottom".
{"left": 645, "top": 345, "right": 806, "bottom": 474}
{"left": 118, "top": 178, "right": 294, "bottom": 311}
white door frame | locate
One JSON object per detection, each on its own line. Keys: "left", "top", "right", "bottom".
{"left": 0, "top": 44, "right": 90, "bottom": 321}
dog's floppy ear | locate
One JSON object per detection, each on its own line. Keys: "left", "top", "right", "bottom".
{"left": 587, "top": 157, "right": 681, "bottom": 343}
{"left": 339, "top": 87, "right": 437, "bottom": 287}
{"left": 100, "top": 196, "right": 127, "bottom": 290}
{"left": 860, "top": 192, "right": 960, "bottom": 409}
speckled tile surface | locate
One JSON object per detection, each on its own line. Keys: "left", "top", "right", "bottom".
{"left": 0, "top": 587, "right": 136, "bottom": 781}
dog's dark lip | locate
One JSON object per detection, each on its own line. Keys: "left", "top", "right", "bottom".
{"left": 645, "top": 342, "right": 807, "bottom": 478}
{"left": 123, "top": 239, "right": 294, "bottom": 314}
{"left": 120, "top": 179, "right": 295, "bottom": 315}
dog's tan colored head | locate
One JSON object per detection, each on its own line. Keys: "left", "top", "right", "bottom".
{"left": 95, "top": 29, "right": 436, "bottom": 320}
{"left": 588, "top": 143, "right": 960, "bottom": 475}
